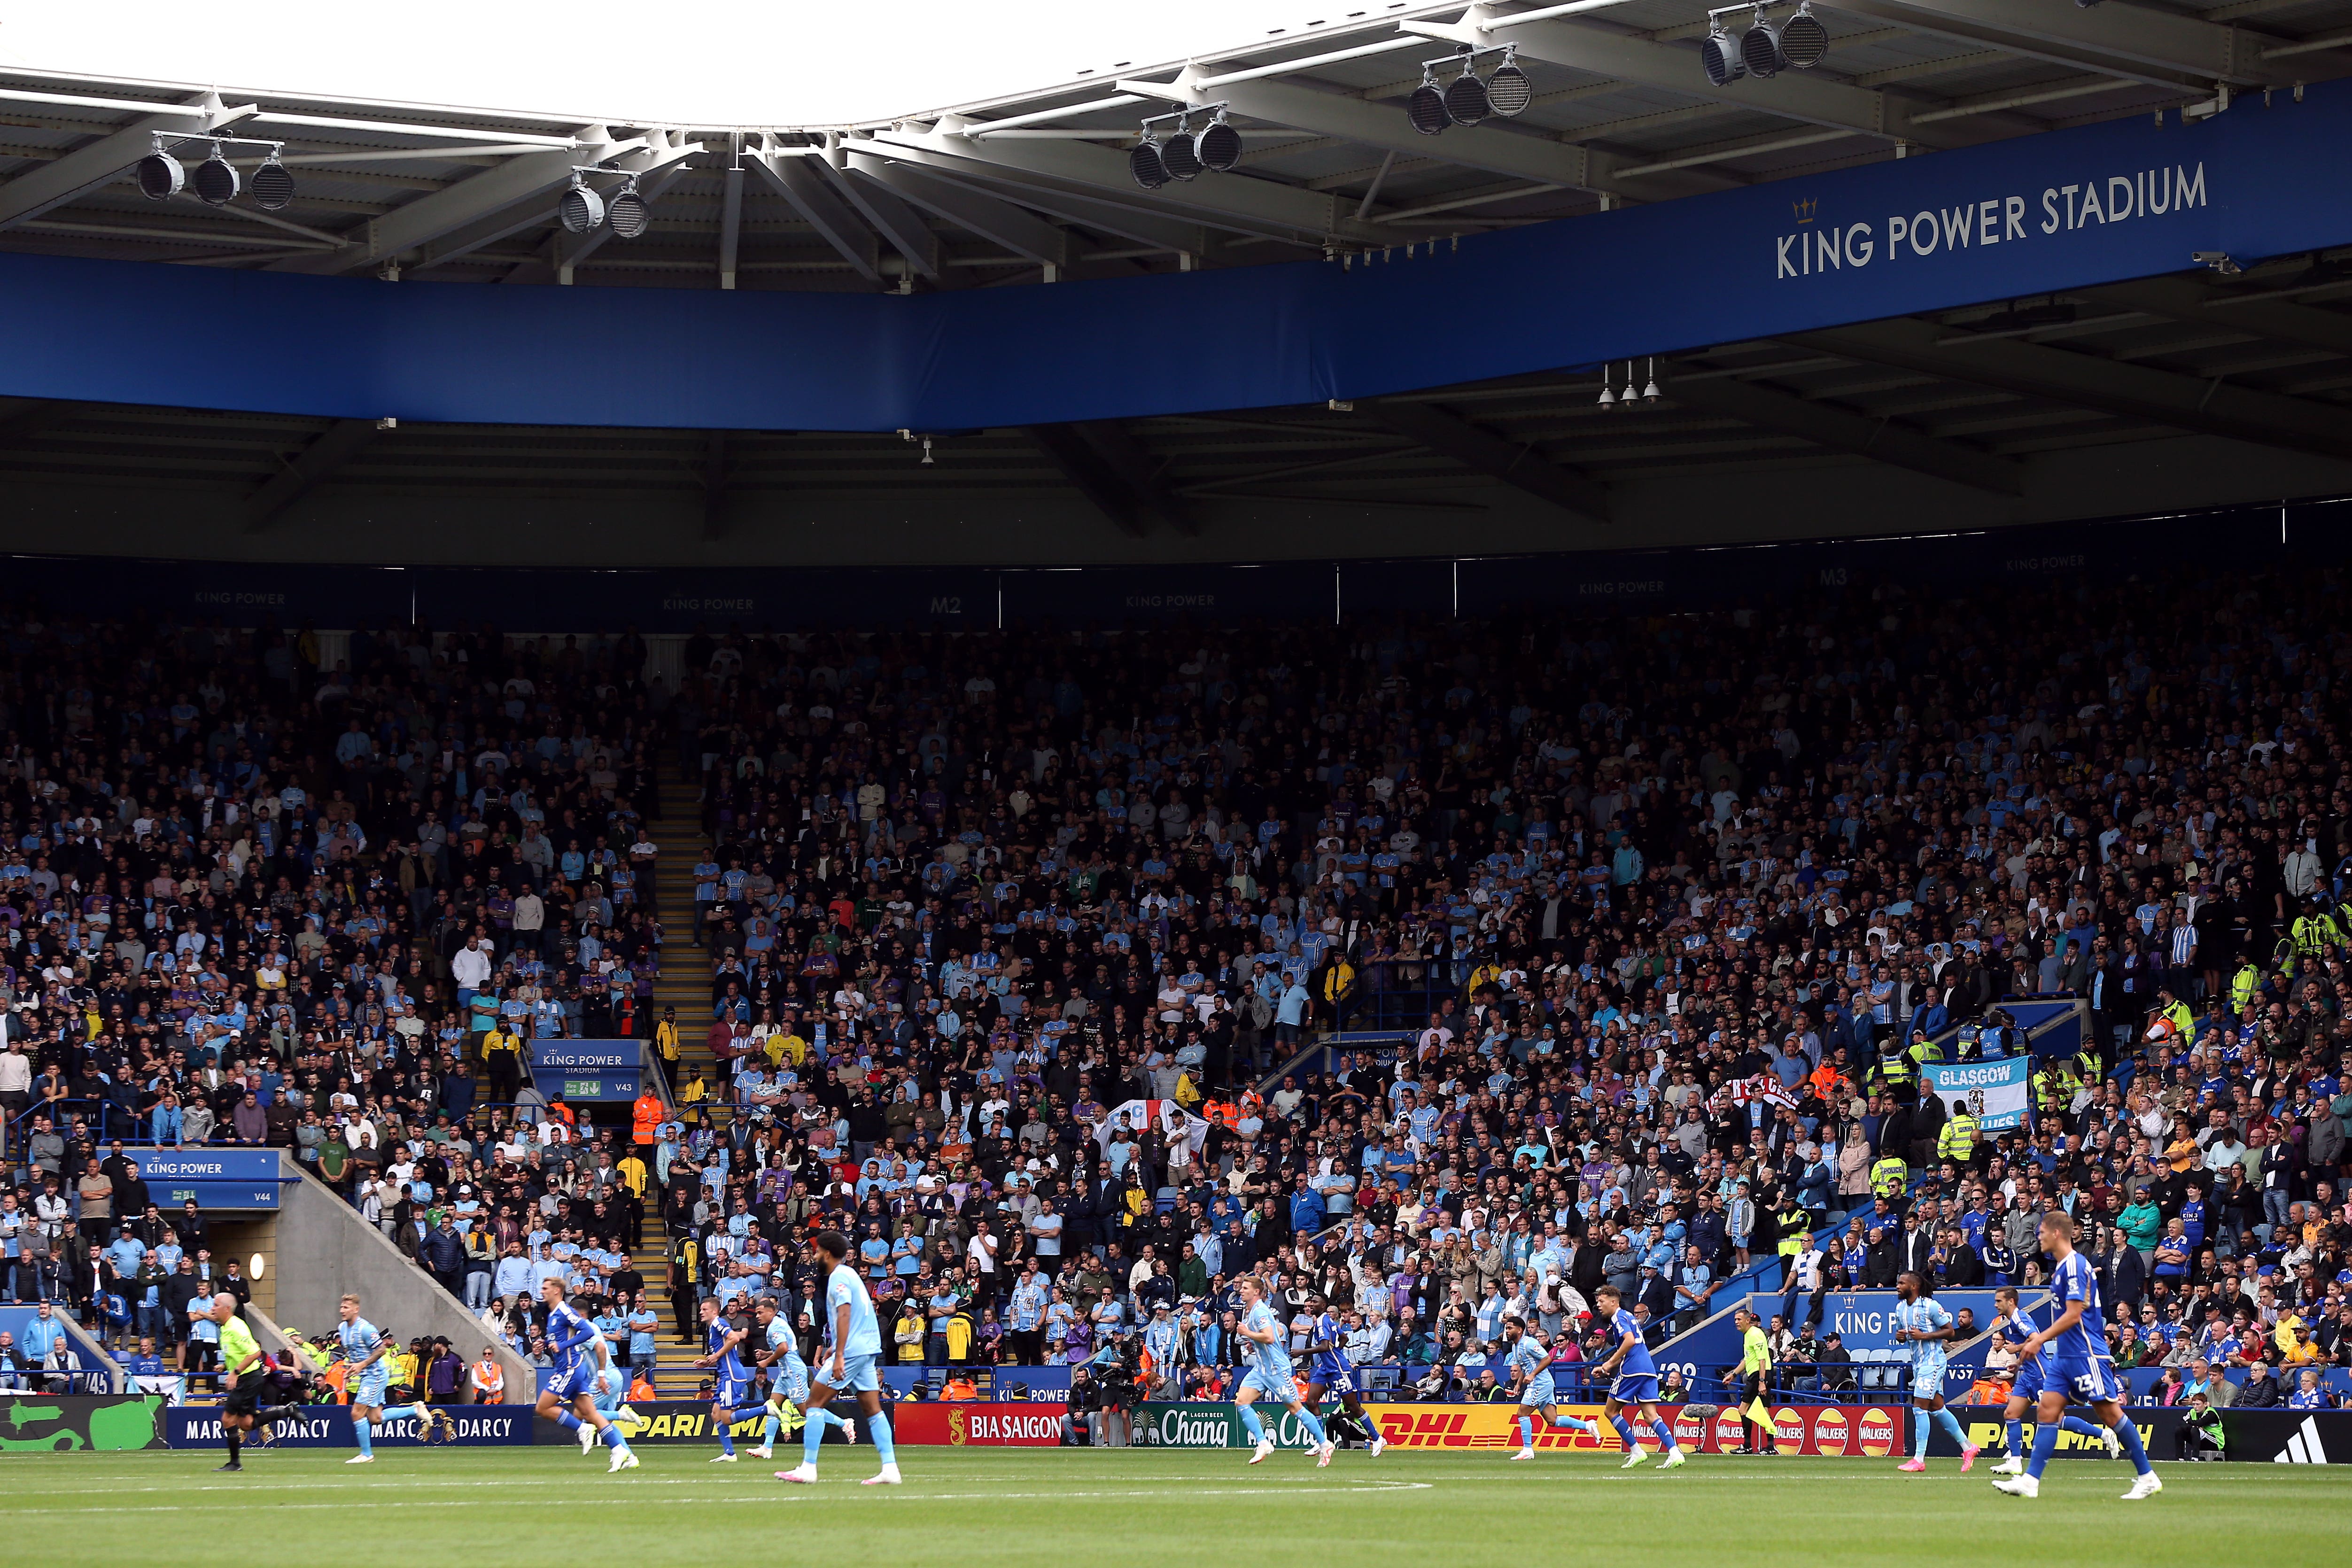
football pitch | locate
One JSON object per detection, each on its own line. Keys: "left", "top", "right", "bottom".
{"left": 1, "top": 1449, "right": 2343, "bottom": 1567}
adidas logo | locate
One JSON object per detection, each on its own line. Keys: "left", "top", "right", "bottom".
{"left": 2273, "top": 1415, "right": 2330, "bottom": 1465}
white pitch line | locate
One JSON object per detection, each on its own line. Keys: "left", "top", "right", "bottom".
{"left": 0, "top": 1481, "right": 1436, "bottom": 1515}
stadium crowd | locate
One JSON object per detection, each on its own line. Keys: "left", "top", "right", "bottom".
{"left": 0, "top": 569, "right": 2350, "bottom": 1415}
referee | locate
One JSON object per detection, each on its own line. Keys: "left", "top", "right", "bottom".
{"left": 1733, "top": 1306, "right": 1778, "bottom": 1456}
{"left": 210, "top": 1293, "right": 265, "bottom": 1472}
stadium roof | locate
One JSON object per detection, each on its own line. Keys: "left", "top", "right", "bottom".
{"left": 5, "top": 0, "right": 2352, "bottom": 567}
{"left": 3, "top": 0, "right": 2349, "bottom": 289}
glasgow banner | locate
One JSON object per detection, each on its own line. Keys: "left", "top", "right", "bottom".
{"left": 1924, "top": 1056, "right": 2035, "bottom": 1132}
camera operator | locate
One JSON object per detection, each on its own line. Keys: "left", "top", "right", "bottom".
{"left": 1084, "top": 1326, "right": 1144, "bottom": 1447}
{"left": 1061, "top": 1363, "right": 1101, "bottom": 1447}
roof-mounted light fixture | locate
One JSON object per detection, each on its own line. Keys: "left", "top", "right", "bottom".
{"left": 1130, "top": 102, "right": 1235, "bottom": 189}
{"left": 133, "top": 132, "right": 293, "bottom": 208}
{"left": 1409, "top": 45, "right": 1534, "bottom": 137}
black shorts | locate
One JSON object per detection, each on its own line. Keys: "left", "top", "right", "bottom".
{"left": 223, "top": 1379, "right": 262, "bottom": 1416}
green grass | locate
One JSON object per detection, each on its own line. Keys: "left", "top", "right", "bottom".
{"left": 0, "top": 1447, "right": 2343, "bottom": 1567}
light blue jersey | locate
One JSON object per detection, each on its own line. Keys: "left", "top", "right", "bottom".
{"left": 591, "top": 1358, "right": 628, "bottom": 1416}
{"left": 774, "top": 1344, "right": 811, "bottom": 1405}
{"left": 1507, "top": 1333, "right": 1556, "bottom": 1405}
{"left": 820, "top": 1263, "right": 883, "bottom": 1393}
{"left": 1894, "top": 1295, "right": 1953, "bottom": 1397}
{"left": 1234, "top": 1298, "right": 1302, "bottom": 1404}
{"left": 1243, "top": 1300, "right": 1292, "bottom": 1382}
{"left": 826, "top": 1264, "right": 884, "bottom": 1358}
{"left": 339, "top": 1315, "right": 389, "bottom": 1405}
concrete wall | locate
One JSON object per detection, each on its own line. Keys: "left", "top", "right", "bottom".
{"left": 272, "top": 1152, "right": 534, "bottom": 1399}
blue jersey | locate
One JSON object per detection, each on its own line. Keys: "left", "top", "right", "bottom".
{"left": 1310, "top": 1312, "right": 1350, "bottom": 1368}
{"left": 337, "top": 1315, "right": 386, "bottom": 1368}
{"left": 2047, "top": 1252, "right": 2108, "bottom": 1358}
{"left": 1242, "top": 1300, "right": 1292, "bottom": 1382}
{"left": 707, "top": 1317, "right": 748, "bottom": 1381}
{"left": 1506, "top": 1335, "right": 1551, "bottom": 1386}
{"left": 547, "top": 1299, "right": 597, "bottom": 1358}
{"left": 825, "top": 1264, "right": 884, "bottom": 1358}
{"left": 1607, "top": 1309, "right": 1656, "bottom": 1378}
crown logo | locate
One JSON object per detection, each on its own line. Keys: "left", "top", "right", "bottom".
{"left": 1792, "top": 196, "right": 1818, "bottom": 224}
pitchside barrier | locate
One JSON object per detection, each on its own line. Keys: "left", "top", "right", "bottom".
{"left": 617, "top": 1399, "right": 864, "bottom": 1445}
{"left": 158, "top": 1405, "right": 535, "bottom": 1448}
{"left": 1922, "top": 1405, "right": 2185, "bottom": 1461}
{"left": 1136, "top": 1401, "right": 1911, "bottom": 1456}
{"left": 0, "top": 1394, "right": 164, "bottom": 1451}
{"left": 2220, "top": 1411, "right": 2352, "bottom": 1465}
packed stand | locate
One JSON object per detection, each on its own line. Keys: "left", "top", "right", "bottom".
{"left": 0, "top": 617, "right": 673, "bottom": 1385}
{"left": 649, "top": 577, "right": 2352, "bottom": 1411}
{"left": 0, "top": 575, "right": 2350, "bottom": 1419}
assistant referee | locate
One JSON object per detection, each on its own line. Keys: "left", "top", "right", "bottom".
{"left": 1734, "top": 1306, "right": 1777, "bottom": 1456}
{"left": 212, "top": 1293, "right": 265, "bottom": 1472}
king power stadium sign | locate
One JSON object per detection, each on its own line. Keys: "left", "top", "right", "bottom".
{"left": 1775, "top": 164, "right": 2205, "bottom": 280}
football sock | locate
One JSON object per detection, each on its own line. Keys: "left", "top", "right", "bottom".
{"left": 2004, "top": 1419, "right": 2022, "bottom": 1456}
{"left": 1519, "top": 1416, "right": 1536, "bottom": 1451}
{"left": 225, "top": 1428, "right": 241, "bottom": 1463}
{"left": 2060, "top": 1415, "right": 2103, "bottom": 1440}
{"left": 556, "top": 1411, "right": 582, "bottom": 1433}
{"left": 1932, "top": 1407, "right": 1968, "bottom": 1450}
{"left": 1552, "top": 1413, "right": 1595, "bottom": 1435}
{"left": 718, "top": 1416, "right": 735, "bottom": 1457}
{"left": 762, "top": 1412, "right": 781, "bottom": 1448}
{"left": 1650, "top": 1418, "right": 1677, "bottom": 1452}
{"left": 2112, "top": 1415, "right": 2153, "bottom": 1477}
{"left": 869, "top": 1411, "right": 895, "bottom": 1466}
{"left": 1295, "top": 1409, "right": 1327, "bottom": 1448}
{"left": 1239, "top": 1403, "right": 1266, "bottom": 1444}
{"left": 1610, "top": 1414, "right": 1639, "bottom": 1451}
{"left": 602, "top": 1421, "right": 627, "bottom": 1450}
{"left": 801, "top": 1408, "right": 826, "bottom": 1467}
{"left": 2024, "top": 1420, "right": 2058, "bottom": 1480}
{"left": 356, "top": 1418, "right": 373, "bottom": 1458}
{"left": 1912, "top": 1407, "right": 1928, "bottom": 1457}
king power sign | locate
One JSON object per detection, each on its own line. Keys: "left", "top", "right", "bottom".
{"left": 1775, "top": 164, "right": 2206, "bottom": 281}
